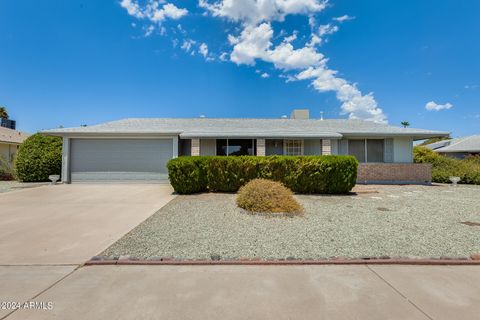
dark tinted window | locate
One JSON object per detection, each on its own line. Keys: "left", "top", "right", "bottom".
{"left": 216, "top": 139, "right": 228, "bottom": 156}
{"left": 348, "top": 140, "right": 365, "bottom": 162}
{"left": 367, "top": 139, "right": 384, "bottom": 162}
{"left": 216, "top": 139, "right": 255, "bottom": 156}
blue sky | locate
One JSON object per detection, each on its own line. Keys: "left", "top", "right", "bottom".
{"left": 0, "top": 0, "right": 479, "bottom": 136}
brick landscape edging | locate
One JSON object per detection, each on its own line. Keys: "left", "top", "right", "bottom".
{"left": 84, "top": 258, "right": 480, "bottom": 266}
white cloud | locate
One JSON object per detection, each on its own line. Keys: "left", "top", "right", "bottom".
{"left": 318, "top": 24, "right": 338, "bottom": 36}
{"left": 198, "top": 43, "right": 214, "bottom": 61}
{"left": 295, "top": 67, "right": 386, "bottom": 122}
{"left": 219, "top": 52, "right": 229, "bottom": 61}
{"left": 152, "top": 3, "right": 188, "bottom": 22}
{"left": 333, "top": 15, "right": 355, "bottom": 23}
{"left": 120, "top": 0, "right": 188, "bottom": 23}
{"left": 144, "top": 25, "right": 155, "bottom": 37}
{"left": 268, "top": 41, "right": 324, "bottom": 70}
{"left": 425, "top": 101, "right": 453, "bottom": 111}
{"left": 181, "top": 39, "right": 196, "bottom": 52}
{"left": 261, "top": 72, "right": 270, "bottom": 78}
{"left": 121, "top": 0, "right": 144, "bottom": 18}
{"left": 199, "top": 0, "right": 327, "bottom": 25}
{"left": 230, "top": 23, "right": 324, "bottom": 70}
{"left": 230, "top": 23, "right": 274, "bottom": 65}
{"left": 199, "top": 43, "right": 209, "bottom": 57}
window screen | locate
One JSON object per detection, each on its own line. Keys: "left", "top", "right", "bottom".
{"left": 284, "top": 140, "right": 304, "bottom": 156}
{"left": 348, "top": 140, "right": 365, "bottom": 162}
{"left": 367, "top": 139, "right": 384, "bottom": 162}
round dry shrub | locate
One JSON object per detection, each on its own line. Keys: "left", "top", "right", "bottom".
{"left": 15, "top": 133, "right": 62, "bottom": 182}
{"left": 236, "top": 179, "right": 303, "bottom": 215}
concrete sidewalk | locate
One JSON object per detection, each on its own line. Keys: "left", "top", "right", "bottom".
{"left": 2, "top": 265, "right": 480, "bottom": 320}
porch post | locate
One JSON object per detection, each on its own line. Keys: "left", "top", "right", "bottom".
{"left": 322, "top": 139, "right": 331, "bottom": 155}
{"left": 191, "top": 138, "right": 200, "bottom": 156}
{"left": 256, "top": 139, "right": 266, "bottom": 156}
{"left": 172, "top": 136, "right": 179, "bottom": 159}
{"left": 62, "top": 137, "right": 70, "bottom": 184}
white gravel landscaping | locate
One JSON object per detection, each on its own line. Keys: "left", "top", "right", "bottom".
{"left": 102, "top": 184, "right": 480, "bottom": 260}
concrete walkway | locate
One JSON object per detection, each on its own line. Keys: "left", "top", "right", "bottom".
{"left": 0, "top": 184, "right": 175, "bottom": 265}
{"left": 1, "top": 264, "right": 479, "bottom": 320}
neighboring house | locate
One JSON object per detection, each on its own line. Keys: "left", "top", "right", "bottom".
{"left": 43, "top": 109, "right": 449, "bottom": 184}
{"left": 425, "top": 135, "right": 480, "bottom": 159}
{"left": 0, "top": 126, "right": 30, "bottom": 164}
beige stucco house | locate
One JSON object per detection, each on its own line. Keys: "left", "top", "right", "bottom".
{"left": 0, "top": 126, "right": 30, "bottom": 164}
{"left": 43, "top": 109, "right": 449, "bottom": 185}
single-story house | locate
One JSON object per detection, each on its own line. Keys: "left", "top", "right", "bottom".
{"left": 0, "top": 126, "right": 30, "bottom": 164}
{"left": 425, "top": 135, "right": 480, "bottom": 159}
{"left": 43, "top": 109, "right": 449, "bottom": 184}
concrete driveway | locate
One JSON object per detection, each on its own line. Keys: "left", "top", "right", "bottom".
{"left": 0, "top": 184, "right": 175, "bottom": 265}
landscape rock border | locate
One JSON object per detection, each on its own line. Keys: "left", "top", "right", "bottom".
{"left": 86, "top": 255, "right": 480, "bottom": 266}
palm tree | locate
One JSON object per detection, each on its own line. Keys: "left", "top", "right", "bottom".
{"left": 401, "top": 121, "right": 410, "bottom": 128}
{"left": 0, "top": 106, "right": 8, "bottom": 119}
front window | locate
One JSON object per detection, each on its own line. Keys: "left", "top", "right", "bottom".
{"left": 348, "top": 139, "right": 385, "bottom": 162}
{"left": 284, "top": 139, "right": 304, "bottom": 156}
{"left": 216, "top": 139, "right": 256, "bottom": 156}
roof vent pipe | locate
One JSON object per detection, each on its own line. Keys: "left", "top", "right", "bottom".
{"left": 320, "top": 111, "right": 324, "bottom": 121}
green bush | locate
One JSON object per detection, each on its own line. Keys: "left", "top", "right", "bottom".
{"left": 166, "top": 157, "right": 207, "bottom": 194}
{"left": 167, "top": 155, "right": 358, "bottom": 194}
{"left": 0, "top": 155, "right": 15, "bottom": 180}
{"left": 413, "top": 146, "right": 480, "bottom": 184}
{"left": 15, "top": 134, "right": 62, "bottom": 182}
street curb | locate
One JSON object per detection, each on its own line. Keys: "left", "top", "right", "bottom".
{"left": 84, "top": 258, "right": 480, "bottom": 266}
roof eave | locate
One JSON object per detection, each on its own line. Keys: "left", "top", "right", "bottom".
{"left": 41, "top": 131, "right": 182, "bottom": 137}
{"left": 179, "top": 132, "right": 343, "bottom": 139}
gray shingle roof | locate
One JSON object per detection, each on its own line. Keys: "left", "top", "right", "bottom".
{"left": 427, "top": 135, "right": 480, "bottom": 153}
{"left": 42, "top": 118, "right": 449, "bottom": 140}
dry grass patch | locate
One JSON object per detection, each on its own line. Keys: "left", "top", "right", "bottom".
{"left": 236, "top": 179, "right": 303, "bottom": 215}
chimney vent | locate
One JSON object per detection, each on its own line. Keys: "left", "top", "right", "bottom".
{"left": 290, "top": 109, "right": 310, "bottom": 119}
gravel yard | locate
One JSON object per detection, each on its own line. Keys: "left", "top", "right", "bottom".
{"left": 103, "top": 184, "right": 480, "bottom": 260}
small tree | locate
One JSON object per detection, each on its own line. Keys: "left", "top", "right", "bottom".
{"left": 401, "top": 121, "right": 410, "bottom": 128}
{"left": 0, "top": 106, "right": 8, "bottom": 119}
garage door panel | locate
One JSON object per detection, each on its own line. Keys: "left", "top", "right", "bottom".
{"left": 70, "top": 139, "right": 173, "bottom": 182}
{"left": 70, "top": 172, "right": 167, "bottom": 182}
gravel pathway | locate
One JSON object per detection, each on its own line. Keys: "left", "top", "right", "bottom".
{"left": 103, "top": 184, "right": 480, "bottom": 260}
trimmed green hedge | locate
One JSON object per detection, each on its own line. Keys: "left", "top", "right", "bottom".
{"left": 167, "top": 155, "right": 358, "bottom": 194}
{"left": 414, "top": 146, "right": 480, "bottom": 184}
{"left": 15, "top": 133, "right": 62, "bottom": 182}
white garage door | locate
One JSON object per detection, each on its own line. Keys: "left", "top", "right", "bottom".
{"left": 70, "top": 139, "right": 173, "bottom": 182}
